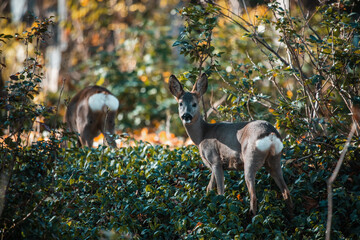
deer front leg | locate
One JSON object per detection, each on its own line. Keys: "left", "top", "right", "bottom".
{"left": 202, "top": 150, "right": 224, "bottom": 195}
{"left": 213, "top": 163, "right": 225, "bottom": 195}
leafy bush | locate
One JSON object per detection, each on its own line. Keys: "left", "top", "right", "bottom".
{"left": 2, "top": 142, "right": 360, "bottom": 239}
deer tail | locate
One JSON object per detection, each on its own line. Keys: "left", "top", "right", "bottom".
{"left": 255, "top": 132, "right": 283, "bottom": 155}
{"left": 88, "top": 93, "right": 119, "bottom": 112}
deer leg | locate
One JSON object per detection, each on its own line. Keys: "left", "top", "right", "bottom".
{"left": 244, "top": 154, "right": 265, "bottom": 215}
{"left": 103, "top": 131, "right": 117, "bottom": 148}
{"left": 202, "top": 152, "right": 222, "bottom": 194}
{"left": 80, "top": 124, "right": 95, "bottom": 148}
{"left": 244, "top": 168, "right": 257, "bottom": 215}
{"left": 102, "top": 111, "right": 117, "bottom": 148}
{"left": 206, "top": 172, "right": 216, "bottom": 193}
{"left": 265, "top": 156, "right": 293, "bottom": 212}
{"left": 213, "top": 163, "right": 224, "bottom": 195}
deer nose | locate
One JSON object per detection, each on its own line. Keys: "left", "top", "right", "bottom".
{"left": 181, "top": 113, "right": 193, "bottom": 122}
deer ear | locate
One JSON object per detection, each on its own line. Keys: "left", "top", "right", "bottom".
{"left": 169, "top": 75, "right": 184, "bottom": 99}
{"left": 192, "top": 73, "right": 208, "bottom": 97}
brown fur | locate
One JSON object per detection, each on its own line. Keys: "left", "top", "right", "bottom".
{"left": 169, "top": 74, "right": 293, "bottom": 215}
{"left": 65, "top": 86, "right": 118, "bottom": 148}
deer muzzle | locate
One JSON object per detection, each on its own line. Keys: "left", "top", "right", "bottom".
{"left": 181, "top": 113, "right": 193, "bottom": 123}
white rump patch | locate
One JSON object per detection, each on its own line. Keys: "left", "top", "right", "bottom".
{"left": 255, "top": 133, "right": 283, "bottom": 155}
{"left": 88, "top": 93, "right": 119, "bottom": 112}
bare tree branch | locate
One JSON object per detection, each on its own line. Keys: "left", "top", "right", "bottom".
{"left": 206, "top": 94, "right": 227, "bottom": 118}
{"left": 326, "top": 123, "right": 356, "bottom": 240}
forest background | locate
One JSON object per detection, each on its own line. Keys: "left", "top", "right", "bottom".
{"left": 0, "top": 0, "right": 360, "bottom": 239}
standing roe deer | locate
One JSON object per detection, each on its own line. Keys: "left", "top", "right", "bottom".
{"left": 169, "top": 74, "right": 293, "bottom": 215}
{"left": 65, "top": 85, "right": 119, "bottom": 148}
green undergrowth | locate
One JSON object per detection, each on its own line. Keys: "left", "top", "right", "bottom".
{"left": 2, "top": 140, "right": 359, "bottom": 239}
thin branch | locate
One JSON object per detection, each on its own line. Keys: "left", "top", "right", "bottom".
{"left": 270, "top": 76, "right": 288, "bottom": 102}
{"left": 53, "top": 78, "right": 66, "bottom": 130}
{"left": 302, "top": 139, "right": 338, "bottom": 150}
{"left": 206, "top": 94, "right": 227, "bottom": 118}
{"left": 214, "top": 66, "right": 241, "bottom": 92}
{"left": 289, "top": 154, "right": 313, "bottom": 163}
{"left": 207, "top": 0, "right": 253, "bottom": 30}
{"left": 326, "top": 123, "right": 356, "bottom": 240}
{"left": 266, "top": 59, "right": 289, "bottom": 103}
{"left": 240, "top": 0, "right": 255, "bottom": 30}
{"left": 7, "top": 195, "right": 47, "bottom": 232}
{"left": 246, "top": 98, "right": 254, "bottom": 120}
{"left": 257, "top": 99, "right": 273, "bottom": 109}
{"left": 209, "top": 1, "right": 290, "bottom": 67}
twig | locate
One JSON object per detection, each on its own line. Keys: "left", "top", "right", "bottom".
{"left": 301, "top": 139, "right": 338, "bottom": 150}
{"left": 287, "top": 154, "right": 313, "bottom": 164}
{"left": 240, "top": 0, "right": 254, "bottom": 30}
{"left": 209, "top": 1, "right": 290, "bottom": 67}
{"left": 325, "top": 123, "right": 356, "bottom": 240}
{"left": 214, "top": 66, "right": 241, "bottom": 92}
{"left": 266, "top": 59, "right": 289, "bottom": 103}
{"left": 247, "top": 98, "right": 254, "bottom": 120}
{"left": 206, "top": 94, "right": 227, "bottom": 118}
{"left": 7, "top": 195, "right": 47, "bottom": 232}
{"left": 53, "top": 78, "right": 66, "bottom": 130}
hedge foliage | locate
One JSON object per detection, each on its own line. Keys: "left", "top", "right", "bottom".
{"left": 1, "top": 141, "right": 360, "bottom": 239}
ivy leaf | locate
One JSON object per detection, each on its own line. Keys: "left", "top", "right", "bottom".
{"left": 10, "top": 74, "right": 19, "bottom": 80}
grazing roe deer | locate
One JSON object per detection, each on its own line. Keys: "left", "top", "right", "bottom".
{"left": 169, "top": 74, "right": 293, "bottom": 215}
{"left": 65, "top": 86, "right": 119, "bottom": 148}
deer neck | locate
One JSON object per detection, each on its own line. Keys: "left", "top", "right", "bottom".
{"left": 184, "top": 114, "right": 208, "bottom": 146}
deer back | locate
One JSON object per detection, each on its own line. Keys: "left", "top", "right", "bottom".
{"left": 65, "top": 85, "right": 119, "bottom": 147}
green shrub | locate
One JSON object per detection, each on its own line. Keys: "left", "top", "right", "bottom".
{"left": 2, "top": 142, "right": 359, "bottom": 239}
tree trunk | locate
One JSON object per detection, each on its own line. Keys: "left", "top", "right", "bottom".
{"left": 0, "top": 154, "right": 14, "bottom": 218}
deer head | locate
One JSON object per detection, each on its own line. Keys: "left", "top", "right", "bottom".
{"left": 169, "top": 73, "right": 208, "bottom": 125}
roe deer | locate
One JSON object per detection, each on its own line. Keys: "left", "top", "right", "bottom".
{"left": 169, "top": 74, "right": 293, "bottom": 215}
{"left": 65, "top": 86, "right": 119, "bottom": 148}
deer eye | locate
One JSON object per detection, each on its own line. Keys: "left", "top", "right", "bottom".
{"left": 179, "top": 102, "right": 183, "bottom": 107}
{"left": 192, "top": 103, "right": 197, "bottom": 107}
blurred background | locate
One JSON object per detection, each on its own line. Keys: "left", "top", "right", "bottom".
{"left": 1, "top": 0, "right": 187, "bottom": 145}
{"left": 0, "top": 0, "right": 353, "bottom": 147}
